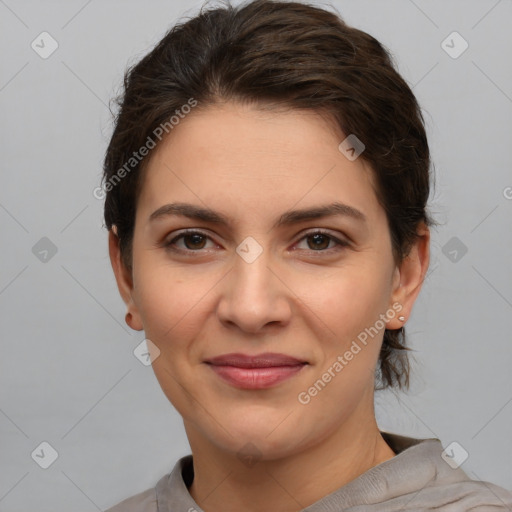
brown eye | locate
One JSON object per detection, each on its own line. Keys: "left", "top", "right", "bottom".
{"left": 306, "top": 233, "right": 331, "bottom": 250}
{"left": 295, "top": 230, "right": 349, "bottom": 253}
{"left": 164, "top": 230, "right": 216, "bottom": 254}
{"left": 182, "top": 233, "right": 207, "bottom": 250}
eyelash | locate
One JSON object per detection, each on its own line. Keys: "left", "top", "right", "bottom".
{"left": 162, "top": 229, "right": 350, "bottom": 256}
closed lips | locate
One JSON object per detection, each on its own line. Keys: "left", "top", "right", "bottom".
{"left": 205, "top": 353, "right": 308, "bottom": 389}
{"left": 205, "top": 353, "right": 307, "bottom": 368}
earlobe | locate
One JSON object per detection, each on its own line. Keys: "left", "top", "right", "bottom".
{"left": 386, "top": 225, "right": 430, "bottom": 330}
{"left": 108, "top": 228, "right": 144, "bottom": 331}
{"left": 125, "top": 310, "right": 143, "bottom": 331}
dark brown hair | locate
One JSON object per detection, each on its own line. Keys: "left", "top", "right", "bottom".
{"left": 102, "top": 0, "right": 433, "bottom": 390}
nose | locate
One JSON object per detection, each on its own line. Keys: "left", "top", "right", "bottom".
{"left": 216, "top": 244, "right": 292, "bottom": 334}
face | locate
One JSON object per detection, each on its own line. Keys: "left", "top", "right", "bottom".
{"left": 111, "top": 102, "right": 428, "bottom": 461}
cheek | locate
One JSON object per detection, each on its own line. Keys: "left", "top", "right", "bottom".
{"left": 131, "top": 261, "right": 215, "bottom": 416}
{"left": 290, "top": 260, "right": 392, "bottom": 341}
{"left": 132, "top": 257, "right": 209, "bottom": 348}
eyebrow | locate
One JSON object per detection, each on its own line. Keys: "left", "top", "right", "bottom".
{"left": 149, "top": 201, "right": 366, "bottom": 229}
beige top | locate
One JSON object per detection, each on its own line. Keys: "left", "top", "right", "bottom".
{"left": 104, "top": 431, "right": 512, "bottom": 511}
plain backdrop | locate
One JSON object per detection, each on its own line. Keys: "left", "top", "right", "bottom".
{"left": 1, "top": 0, "right": 511, "bottom": 510}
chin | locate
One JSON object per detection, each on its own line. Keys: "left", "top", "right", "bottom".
{"left": 220, "top": 434, "right": 301, "bottom": 462}
{"left": 203, "top": 410, "right": 308, "bottom": 460}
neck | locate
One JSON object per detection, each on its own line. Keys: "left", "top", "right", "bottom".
{"left": 186, "top": 401, "right": 395, "bottom": 512}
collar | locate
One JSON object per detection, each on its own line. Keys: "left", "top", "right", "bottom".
{"left": 154, "top": 432, "right": 463, "bottom": 511}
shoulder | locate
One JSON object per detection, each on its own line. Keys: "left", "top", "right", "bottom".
{"left": 371, "top": 432, "right": 512, "bottom": 510}
{"left": 103, "top": 487, "right": 156, "bottom": 512}
{"left": 409, "top": 478, "right": 512, "bottom": 511}
{"left": 102, "top": 455, "right": 194, "bottom": 512}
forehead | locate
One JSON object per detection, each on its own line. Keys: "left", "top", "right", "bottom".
{"left": 136, "top": 102, "right": 382, "bottom": 226}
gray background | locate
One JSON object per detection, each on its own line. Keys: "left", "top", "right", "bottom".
{"left": 1, "top": 0, "right": 511, "bottom": 510}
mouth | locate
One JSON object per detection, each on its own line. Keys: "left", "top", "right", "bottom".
{"left": 204, "top": 353, "right": 308, "bottom": 389}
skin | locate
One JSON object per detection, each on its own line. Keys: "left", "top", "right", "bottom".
{"left": 109, "top": 101, "right": 430, "bottom": 512}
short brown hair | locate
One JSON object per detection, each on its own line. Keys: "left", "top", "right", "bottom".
{"left": 102, "top": 0, "right": 433, "bottom": 391}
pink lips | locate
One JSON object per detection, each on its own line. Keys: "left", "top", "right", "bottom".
{"left": 205, "top": 353, "right": 307, "bottom": 389}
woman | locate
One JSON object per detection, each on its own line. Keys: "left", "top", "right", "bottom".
{"left": 102, "top": 0, "right": 512, "bottom": 510}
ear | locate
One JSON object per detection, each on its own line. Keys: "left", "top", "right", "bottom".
{"left": 108, "top": 227, "right": 143, "bottom": 331}
{"left": 386, "top": 223, "right": 430, "bottom": 329}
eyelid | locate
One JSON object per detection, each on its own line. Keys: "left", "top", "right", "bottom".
{"left": 162, "top": 228, "right": 350, "bottom": 254}
{"left": 293, "top": 227, "right": 351, "bottom": 245}
{"left": 164, "top": 228, "right": 220, "bottom": 251}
